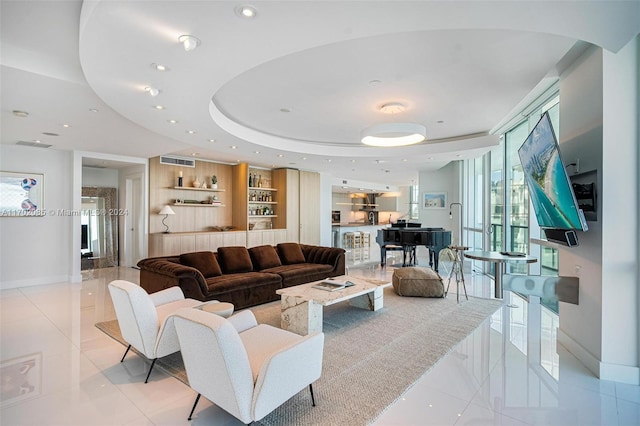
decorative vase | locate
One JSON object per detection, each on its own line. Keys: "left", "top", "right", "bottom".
{"left": 192, "top": 178, "right": 200, "bottom": 188}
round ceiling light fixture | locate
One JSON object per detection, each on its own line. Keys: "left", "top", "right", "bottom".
{"left": 379, "top": 102, "right": 406, "bottom": 114}
{"left": 361, "top": 123, "right": 426, "bottom": 147}
{"left": 145, "top": 86, "right": 160, "bottom": 97}
{"left": 178, "top": 35, "right": 201, "bottom": 51}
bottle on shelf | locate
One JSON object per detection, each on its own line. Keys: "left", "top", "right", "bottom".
{"left": 258, "top": 175, "right": 262, "bottom": 188}
{"left": 249, "top": 173, "right": 253, "bottom": 187}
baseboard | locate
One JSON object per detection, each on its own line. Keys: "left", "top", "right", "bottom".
{"left": 559, "top": 328, "right": 640, "bottom": 385}
{"left": 0, "top": 274, "right": 72, "bottom": 290}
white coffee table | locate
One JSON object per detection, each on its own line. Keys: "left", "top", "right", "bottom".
{"left": 275, "top": 276, "right": 391, "bottom": 335}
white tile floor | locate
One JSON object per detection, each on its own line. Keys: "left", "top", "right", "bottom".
{"left": 1, "top": 246, "right": 638, "bottom": 425}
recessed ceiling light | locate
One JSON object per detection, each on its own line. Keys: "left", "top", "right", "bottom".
{"left": 427, "top": 157, "right": 434, "bottom": 160}
{"left": 368, "top": 79, "right": 382, "bottom": 86}
{"left": 230, "top": 145, "right": 237, "bottom": 149}
{"left": 236, "top": 5, "right": 257, "bottom": 18}
{"left": 167, "top": 119, "right": 178, "bottom": 124}
{"left": 178, "top": 35, "right": 201, "bottom": 51}
{"left": 325, "top": 159, "right": 332, "bottom": 162}
{"left": 254, "top": 151, "right": 260, "bottom": 154}
{"left": 379, "top": 102, "right": 406, "bottom": 114}
{"left": 34, "top": 140, "right": 42, "bottom": 144}
{"left": 437, "top": 120, "right": 444, "bottom": 124}
{"left": 351, "top": 159, "right": 356, "bottom": 163}
{"left": 89, "top": 108, "right": 99, "bottom": 113}
{"left": 280, "top": 107, "right": 292, "bottom": 113}
{"left": 12, "top": 110, "right": 29, "bottom": 117}
{"left": 277, "top": 154, "right": 284, "bottom": 158}
{"left": 208, "top": 139, "right": 215, "bottom": 142}
{"left": 144, "top": 86, "right": 160, "bottom": 97}
{"left": 151, "top": 63, "right": 169, "bottom": 71}
{"left": 62, "top": 124, "right": 70, "bottom": 128}
{"left": 187, "top": 130, "right": 196, "bottom": 134}
{"left": 302, "top": 157, "right": 307, "bottom": 160}
{"left": 154, "top": 105, "right": 165, "bottom": 110}
{"left": 402, "top": 158, "right": 408, "bottom": 162}
{"left": 191, "top": 153, "right": 199, "bottom": 156}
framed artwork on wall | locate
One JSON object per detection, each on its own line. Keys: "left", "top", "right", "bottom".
{"left": 422, "top": 191, "right": 447, "bottom": 209}
{"left": 0, "top": 171, "right": 45, "bottom": 217}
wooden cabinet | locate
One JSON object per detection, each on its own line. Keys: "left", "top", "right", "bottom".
{"left": 232, "top": 164, "right": 279, "bottom": 232}
{"left": 376, "top": 196, "right": 398, "bottom": 212}
{"left": 272, "top": 168, "right": 320, "bottom": 245}
{"left": 150, "top": 231, "right": 247, "bottom": 257}
{"left": 247, "top": 229, "right": 287, "bottom": 248}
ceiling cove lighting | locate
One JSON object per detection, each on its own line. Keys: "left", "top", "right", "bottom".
{"left": 361, "top": 123, "right": 426, "bottom": 147}
{"left": 178, "top": 35, "right": 200, "bottom": 51}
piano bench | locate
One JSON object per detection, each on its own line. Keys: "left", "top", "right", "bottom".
{"left": 392, "top": 267, "right": 444, "bottom": 298}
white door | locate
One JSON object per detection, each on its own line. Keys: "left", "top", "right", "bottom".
{"left": 125, "top": 173, "right": 144, "bottom": 267}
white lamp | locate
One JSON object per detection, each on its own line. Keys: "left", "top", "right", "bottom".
{"left": 178, "top": 35, "right": 200, "bottom": 51}
{"left": 361, "top": 123, "right": 426, "bottom": 147}
{"left": 159, "top": 205, "right": 176, "bottom": 233}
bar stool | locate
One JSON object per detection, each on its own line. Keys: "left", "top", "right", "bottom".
{"left": 360, "top": 231, "right": 370, "bottom": 247}
{"left": 343, "top": 232, "right": 354, "bottom": 248}
{"left": 445, "top": 245, "right": 470, "bottom": 303}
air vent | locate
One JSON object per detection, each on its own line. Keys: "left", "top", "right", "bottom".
{"left": 17, "top": 141, "right": 52, "bottom": 148}
{"left": 160, "top": 156, "right": 195, "bottom": 167}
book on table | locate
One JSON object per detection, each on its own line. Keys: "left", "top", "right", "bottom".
{"left": 312, "top": 278, "right": 356, "bottom": 292}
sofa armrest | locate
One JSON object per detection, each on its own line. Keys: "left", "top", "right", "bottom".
{"left": 300, "top": 245, "right": 346, "bottom": 275}
{"left": 138, "top": 259, "right": 209, "bottom": 300}
{"left": 149, "top": 286, "right": 185, "bottom": 306}
{"left": 252, "top": 332, "right": 324, "bottom": 419}
{"left": 228, "top": 310, "right": 258, "bottom": 333}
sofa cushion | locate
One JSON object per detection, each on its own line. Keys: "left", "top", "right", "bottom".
{"left": 277, "top": 243, "right": 306, "bottom": 264}
{"left": 248, "top": 245, "right": 282, "bottom": 270}
{"left": 217, "top": 246, "right": 254, "bottom": 274}
{"left": 263, "top": 263, "right": 334, "bottom": 287}
{"left": 179, "top": 251, "right": 222, "bottom": 278}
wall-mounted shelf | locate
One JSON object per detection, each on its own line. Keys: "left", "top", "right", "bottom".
{"left": 249, "top": 215, "right": 278, "bottom": 218}
{"left": 249, "top": 186, "right": 277, "bottom": 191}
{"left": 172, "top": 186, "right": 225, "bottom": 192}
{"left": 248, "top": 201, "right": 277, "bottom": 204}
{"left": 173, "top": 203, "right": 225, "bottom": 207}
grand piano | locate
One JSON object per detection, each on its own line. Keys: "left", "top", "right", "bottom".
{"left": 376, "top": 226, "right": 452, "bottom": 272}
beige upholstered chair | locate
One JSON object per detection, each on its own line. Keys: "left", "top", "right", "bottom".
{"left": 107, "top": 280, "right": 202, "bottom": 383}
{"left": 172, "top": 307, "right": 324, "bottom": 423}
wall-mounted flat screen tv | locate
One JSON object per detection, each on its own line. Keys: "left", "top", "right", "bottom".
{"left": 517, "top": 112, "right": 588, "bottom": 234}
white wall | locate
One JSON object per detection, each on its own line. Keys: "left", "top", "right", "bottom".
{"left": 82, "top": 166, "right": 119, "bottom": 188}
{"left": 557, "top": 45, "right": 604, "bottom": 366}
{"left": 418, "top": 161, "right": 460, "bottom": 233}
{"left": 558, "top": 38, "right": 640, "bottom": 384}
{"left": 0, "top": 145, "right": 74, "bottom": 288}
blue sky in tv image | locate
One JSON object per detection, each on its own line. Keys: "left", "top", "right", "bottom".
{"left": 518, "top": 112, "right": 585, "bottom": 231}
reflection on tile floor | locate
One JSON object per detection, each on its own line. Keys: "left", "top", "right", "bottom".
{"left": 1, "top": 245, "right": 638, "bottom": 425}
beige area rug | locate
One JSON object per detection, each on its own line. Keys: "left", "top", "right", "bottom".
{"left": 96, "top": 287, "right": 502, "bottom": 425}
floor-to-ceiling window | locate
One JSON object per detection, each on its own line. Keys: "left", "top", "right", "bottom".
{"left": 463, "top": 89, "right": 561, "bottom": 285}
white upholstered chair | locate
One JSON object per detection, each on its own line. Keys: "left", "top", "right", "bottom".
{"left": 107, "top": 280, "right": 203, "bottom": 383}
{"left": 172, "top": 307, "right": 324, "bottom": 424}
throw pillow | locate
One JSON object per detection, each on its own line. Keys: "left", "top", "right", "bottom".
{"left": 277, "top": 243, "right": 306, "bottom": 264}
{"left": 217, "top": 246, "right": 254, "bottom": 273}
{"left": 180, "top": 251, "right": 222, "bottom": 278}
{"left": 248, "top": 245, "right": 282, "bottom": 270}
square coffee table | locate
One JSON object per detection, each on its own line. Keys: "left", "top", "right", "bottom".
{"left": 275, "top": 275, "right": 391, "bottom": 335}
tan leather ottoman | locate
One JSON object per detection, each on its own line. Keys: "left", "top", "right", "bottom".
{"left": 392, "top": 267, "right": 444, "bottom": 298}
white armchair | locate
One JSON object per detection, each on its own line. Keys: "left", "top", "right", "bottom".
{"left": 107, "top": 280, "right": 203, "bottom": 383}
{"left": 172, "top": 308, "right": 324, "bottom": 424}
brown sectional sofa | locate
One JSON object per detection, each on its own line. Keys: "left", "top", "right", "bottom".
{"left": 137, "top": 243, "right": 346, "bottom": 309}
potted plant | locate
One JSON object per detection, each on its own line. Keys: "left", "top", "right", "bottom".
{"left": 211, "top": 175, "right": 218, "bottom": 189}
